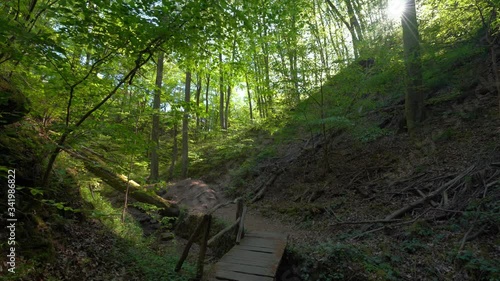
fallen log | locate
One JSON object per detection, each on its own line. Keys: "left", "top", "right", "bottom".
{"left": 251, "top": 169, "right": 284, "bottom": 203}
{"left": 65, "top": 148, "right": 179, "bottom": 217}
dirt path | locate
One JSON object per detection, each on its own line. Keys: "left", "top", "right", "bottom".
{"left": 211, "top": 191, "right": 318, "bottom": 246}
{"left": 213, "top": 200, "right": 294, "bottom": 233}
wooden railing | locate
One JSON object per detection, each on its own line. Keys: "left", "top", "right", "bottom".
{"left": 174, "top": 197, "right": 247, "bottom": 279}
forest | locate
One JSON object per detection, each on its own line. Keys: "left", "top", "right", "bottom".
{"left": 0, "top": 0, "right": 499, "bottom": 280}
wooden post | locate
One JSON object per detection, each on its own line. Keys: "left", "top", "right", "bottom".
{"left": 235, "top": 199, "right": 243, "bottom": 237}
{"left": 175, "top": 215, "right": 206, "bottom": 272}
{"left": 196, "top": 214, "right": 212, "bottom": 279}
{"left": 236, "top": 198, "right": 243, "bottom": 219}
{"left": 236, "top": 205, "right": 247, "bottom": 244}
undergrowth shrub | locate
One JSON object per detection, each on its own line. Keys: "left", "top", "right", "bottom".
{"left": 455, "top": 250, "right": 500, "bottom": 281}
{"left": 290, "top": 241, "right": 400, "bottom": 281}
{"left": 79, "top": 185, "right": 195, "bottom": 280}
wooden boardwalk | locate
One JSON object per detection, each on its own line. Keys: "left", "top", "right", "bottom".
{"left": 214, "top": 231, "right": 287, "bottom": 281}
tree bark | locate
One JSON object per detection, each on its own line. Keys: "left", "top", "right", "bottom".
{"left": 150, "top": 51, "right": 164, "bottom": 183}
{"left": 245, "top": 74, "right": 254, "bottom": 121}
{"left": 402, "top": 0, "right": 424, "bottom": 136}
{"left": 181, "top": 71, "right": 191, "bottom": 178}
{"left": 219, "top": 53, "right": 226, "bottom": 129}
{"left": 195, "top": 73, "right": 202, "bottom": 132}
{"left": 168, "top": 122, "right": 178, "bottom": 180}
{"left": 225, "top": 83, "right": 231, "bottom": 129}
{"left": 205, "top": 74, "right": 210, "bottom": 127}
{"left": 325, "top": 0, "right": 360, "bottom": 59}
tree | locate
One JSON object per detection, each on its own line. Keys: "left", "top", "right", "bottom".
{"left": 402, "top": 0, "right": 424, "bottom": 135}
{"left": 149, "top": 51, "right": 164, "bottom": 183}
{"left": 181, "top": 71, "right": 191, "bottom": 178}
{"left": 219, "top": 53, "right": 226, "bottom": 129}
{"left": 325, "top": 0, "right": 364, "bottom": 59}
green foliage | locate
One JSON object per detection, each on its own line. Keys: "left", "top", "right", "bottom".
{"left": 408, "top": 220, "right": 434, "bottom": 237}
{"left": 422, "top": 42, "right": 486, "bottom": 92}
{"left": 352, "top": 125, "right": 392, "bottom": 143}
{"left": 40, "top": 199, "right": 80, "bottom": 212}
{"left": 432, "top": 128, "right": 458, "bottom": 142}
{"left": 129, "top": 201, "right": 176, "bottom": 228}
{"left": 292, "top": 241, "right": 400, "bottom": 281}
{"left": 456, "top": 250, "right": 500, "bottom": 280}
{"left": 427, "top": 89, "right": 462, "bottom": 105}
{"left": 401, "top": 238, "right": 428, "bottom": 254}
{"left": 79, "top": 184, "right": 194, "bottom": 280}
{"left": 113, "top": 241, "right": 195, "bottom": 281}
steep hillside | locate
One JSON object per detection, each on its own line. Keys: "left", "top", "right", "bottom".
{"left": 214, "top": 46, "right": 500, "bottom": 280}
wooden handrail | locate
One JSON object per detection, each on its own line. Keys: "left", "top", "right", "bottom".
{"left": 175, "top": 214, "right": 211, "bottom": 273}
{"left": 207, "top": 216, "right": 241, "bottom": 246}
{"left": 174, "top": 198, "right": 247, "bottom": 279}
{"left": 197, "top": 214, "right": 211, "bottom": 279}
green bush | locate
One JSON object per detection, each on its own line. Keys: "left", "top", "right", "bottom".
{"left": 291, "top": 241, "right": 400, "bottom": 281}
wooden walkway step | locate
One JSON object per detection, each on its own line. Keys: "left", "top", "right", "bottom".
{"left": 214, "top": 231, "right": 287, "bottom": 281}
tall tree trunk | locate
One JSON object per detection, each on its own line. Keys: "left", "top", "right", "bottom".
{"left": 149, "top": 51, "right": 164, "bottom": 183}
{"left": 225, "top": 84, "right": 231, "bottom": 129}
{"left": 181, "top": 71, "right": 191, "bottom": 178}
{"left": 257, "top": 94, "right": 264, "bottom": 119}
{"left": 195, "top": 73, "right": 202, "bottom": 133}
{"left": 245, "top": 74, "right": 254, "bottom": 121}
{"left": 219, "top": 53, "right": 226, "bottom": 129}
{"left": 402, "top": 0, "right": 424, "bottom": 136}
{"left": 260, "top": 19, "right": 273, "bottom": 108}
{"left": 325, "top": 0, "right": 360, "bottom": 59}
{"left": 291, "top": 50, "right": 300, "bottom": 104}
{"left": 345, "top": 0, "right": 363, "bottom": 55}
{"left": 205, "top": 74, "right": 210, "bottom": 131}
{"left": 168, "top": 122, "right": 178, "bottom": 180}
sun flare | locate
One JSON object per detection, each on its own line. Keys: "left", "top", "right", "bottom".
{"left": 387, "top": 0, "right": 405, "bottom": 21}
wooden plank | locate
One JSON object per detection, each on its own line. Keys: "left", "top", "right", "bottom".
{"left": 224, "top": 251, "right": 276, "bottom": 262}
{"left": 245, "top": 231, "right": 287, "bottom": 240}
{"left": 236, "top": 241, "right": 278, "bottom": 249}
{"left": 239, "top": 238, "right": 283, "bottom": 248}
{"left": 214, "top": 231, "right": 288, "bottom": 281}
{"left": 234, "top": 245, "right": 274, "bottom": 253}
{"left": 215, "top": 269, "right": 274, "bottom": 281}
{"left": 218, "top": 255, "right": 274, "bottom": 267}
{"left": 224, "top": 246, "right": 275, "bottom": 257}
{"left": 216, "top": 262, "right": 275, "bottom": 277}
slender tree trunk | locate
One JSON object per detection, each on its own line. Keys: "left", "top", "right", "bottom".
{"left": 245, "top": 74, "right": 253, "bottom": 121}
{"left": 402, "top": 0, "right": 424, "bottom": 136}
{"left": 149, "top": 51, "right": 164, "bottom": 183}
{"left": 205, "top": 74, "right": 210, "bottom": 131}
{"left": 168, "top": 122, "right": 178, "bottom": 179}
{"left": 181, "top": 71, "right": 191, "bottom": 178}
{"left": 195, "top": 73, "right": 202, "bottom": 133}
{"left": 345, "top": 0, "right": 363, "bottom": 54}
{"left": 225, "top": 84, "right": 231, "bottom": 129}
{"left": 257, "top": 94, "right": 264, "bottom": 119}
{"left": 477, "top": 4, "right": 500, "bottom": 114}
{"left": 219, "top": 53, "right": 226, "bottom": 129}
{"left": 325, "top": 0, "right": 360, "bottom": 59}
